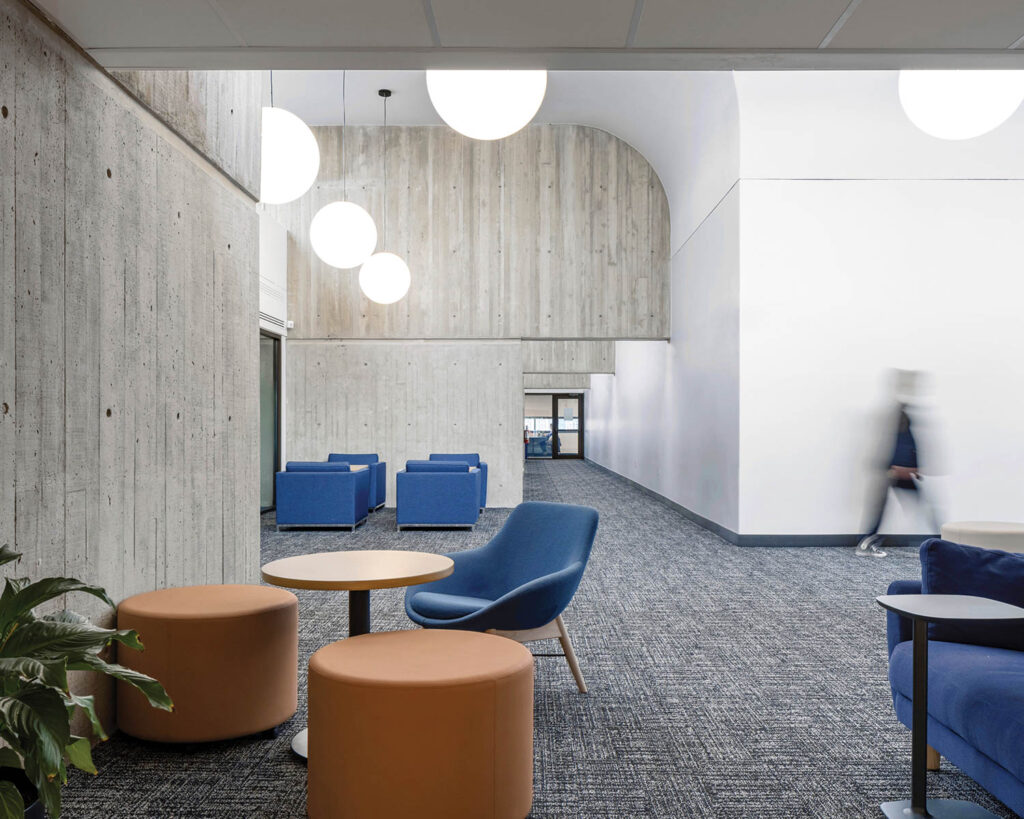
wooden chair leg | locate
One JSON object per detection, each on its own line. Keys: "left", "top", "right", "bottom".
{"left": 555, "top": 615, "right": 587, "bottom": 694}
{"left": 927, "top": 745, "right": 941, "bottom": 771}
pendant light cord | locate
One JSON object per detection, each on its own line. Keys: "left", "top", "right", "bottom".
{"left": 341, "top": 71, "right": 347, "bottom": 200}
{"left": 270, "top": 69, "right": 274, "bottom": 108}
{"left": 382, "top": 92, "right": 389, "bottom": 246}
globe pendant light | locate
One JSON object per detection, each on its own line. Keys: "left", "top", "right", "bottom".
{"left": 310, "top": 72, "right": 378, "bottom": 269}
{"left": 359, "top": 89, "right": 411, "bottom": 305}
{"left": 426, "top": 70, "right": 547, "bottom": 141}
{"left": 260, "top": 71, "right": 320, "bottom": 205}
{"left": 898, "top": 70, "right": 1024, "bottom": 141}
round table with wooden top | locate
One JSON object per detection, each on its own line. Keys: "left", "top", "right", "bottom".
{"left": 261, "top": 549, "right": 454, "bottom": 757}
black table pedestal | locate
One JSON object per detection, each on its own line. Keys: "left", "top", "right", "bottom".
{"left": 349, "top": 589, "right": 370, "bottom": 636}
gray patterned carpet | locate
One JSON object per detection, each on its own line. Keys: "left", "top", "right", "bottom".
{"left": 64, "top": 460, "right": 1017, "bottom": 818}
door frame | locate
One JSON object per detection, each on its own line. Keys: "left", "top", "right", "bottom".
{"left": 551, "top": 393, "right": 584, "bottom": 460}
{"left": 260, "top": 332, "right": 282, "bottom": 512}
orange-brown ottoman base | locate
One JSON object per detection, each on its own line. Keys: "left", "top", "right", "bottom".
{"left": 117, "top": 584, "right": 298, "bottom": 743}
{"left": 308, "top": 629, "right": 534, "bottom": 819}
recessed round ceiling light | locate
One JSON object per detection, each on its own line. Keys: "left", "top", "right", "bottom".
{"left": 898, "top": 70, "right": 1024, "bottom": 141}
{"left": 309, "top": 201, "right": 378, "bottom": 269}
{"left": 260, "top": 106, "right": 320, "bottom": 204}
{"left": 359, "top": 252, "right": 411, "bottom": 305}
{"left": 425, "top": 70, "right": 548, "bottom": 141}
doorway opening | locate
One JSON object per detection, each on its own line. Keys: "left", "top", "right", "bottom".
{"left": 524, "top": 393, "right": 584, "bottom": 460}
{"left": 260, "top": 333, "right": 282, "bottom": 512}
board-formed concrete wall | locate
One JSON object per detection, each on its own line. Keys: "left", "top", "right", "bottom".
{"left": 0, "top": 0, "right": 260, "bottom": 629}
{"left": 113, "top": 70, "right": 266, "bottom": 200}
{"left": 286, "top": 340, "right": 524, "bottom": 507}
{"left": 266, "top": 124, "right": 670, "bottom": 341}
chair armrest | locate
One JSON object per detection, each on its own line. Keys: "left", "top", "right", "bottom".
{"left": 886, "top": 579, "right": 922, "bottom": 657}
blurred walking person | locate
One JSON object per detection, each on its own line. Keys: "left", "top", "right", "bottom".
{"left": 856, "top": 370, "right": 941, "bottom": 557}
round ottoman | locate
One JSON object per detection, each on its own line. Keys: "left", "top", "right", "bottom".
{"left": 308, "top": 629, "right": 534, "bottom": 819}
{"left": 941, "top": 521, "right": 1024, "bottom": 554}
{"left": 117, "top": 584, "right": 299, "bottom": 742}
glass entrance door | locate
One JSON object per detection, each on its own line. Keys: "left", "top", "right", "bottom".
{"left": 553, "top": 394, "right": 583, "bottom": 459}
{"left": 259, "top": 334, "right": 281, "bottom": 511}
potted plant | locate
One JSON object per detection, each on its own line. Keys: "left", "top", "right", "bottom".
{"left": 0, "top": 545, "right": 172, "bottom": 818}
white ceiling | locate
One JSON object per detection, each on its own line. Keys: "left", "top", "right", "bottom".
{"left": 34, "top": 0, "right": 1024, "bottom": 69}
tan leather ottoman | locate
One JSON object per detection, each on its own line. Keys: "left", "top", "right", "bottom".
{"left": 117, "top": 584, "right": 298, "bottom": 742}
{"left": 941, "top": 521, "right": 1024, "bottom": 554}
{"left": 307, "top": 629, "right": 534, "bottom": 819}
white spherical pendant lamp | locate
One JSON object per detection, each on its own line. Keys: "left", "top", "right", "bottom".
{"left": 260, "top": 106, "right": 320, "bottom": 204}
{"left": 898, "top": 70, "right": 1024, "bottom": 141}
{"left": 309, "top": 202, "right": 377, "bottom": 269}
{"left": 426, "top": 70, "right": 547, "bottom": 140}
{"left": 359, "top": 252, "right": 411, "bottom": 305}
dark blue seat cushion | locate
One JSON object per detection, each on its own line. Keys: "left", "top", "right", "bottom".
{"left": 430, "top": 453, "right": 480, "bottom": 467}
{"left": 920, "top": 538, "right": 1024, "bottom": 651}
{"left": 405, "top": 460, "right": 469, "bottom": 473}
{"left": 329, "top": 453, "right": 379, "bottom": 465}
{"left": 408, "top": 592, "right": 492, "bottom": 620}
{"left": 890, "top": 639, "right": 1024, "bottom": 781}
{"left": 286, "top": 461, "right": 350, "bottom": 472}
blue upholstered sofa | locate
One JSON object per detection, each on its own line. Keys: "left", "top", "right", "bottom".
{"left": 328, "top": 453, "right": 386, "bottom": 511}
{"left": 429, "top": 453, "right": 488, "bottom": 508}
{"left": 275, "top": 461, "right": 370, "bottom": 530}
{"left": 395, "top": 460, "right": 481, "bottom": 529}
{"left": 885, "top": 539, "right": 1024, "bottom": 817}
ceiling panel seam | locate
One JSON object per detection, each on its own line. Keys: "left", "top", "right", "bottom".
{"left": 625, "top": 0, "right": 645, "bottom": 48}
{"left": 818, "top": 0, "right": 863, "bottom": 49}
{"left": 421, "top": 0, "right": 443, "bottom": 48}
{"left": 205, "top": 0, "right": 249, "bottom": 47}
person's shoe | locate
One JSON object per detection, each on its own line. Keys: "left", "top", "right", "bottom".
{"left": 855, "top": 535, "right": 887, "bottom": 557}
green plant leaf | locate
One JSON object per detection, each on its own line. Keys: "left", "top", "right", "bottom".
{"left": 0, "top": 747, "right": 21, "bottom": 769}
{"left": 0, "top": 780, "right": 25, "bottom": 819}
{"left": 0, "top": 579, "right": 114, "bottom": 632}
{"left": 0, "top": 685, "right": 70, "bottom": 782}
{"left": 40, "top": 610, "right": 89, "bottom": 625}
{"left": 1, "top": 619, "right": 142, "bottom": 659}
{"left": 64, "top": 736, "right": 96, "bottom": 776}
{"left": 70, "top": 655, "right": 172, "bottom": 712}
{"left": 23, "top": 754, "right": 61, "bottom": 819}
{"left": 62, "top": 693, "right": 107, "bottom": 741}
{"left": 0, "top": 655, "right": 68, "bottom": 690}
{"left": 0, "top": 546, "right": 21, "bottom": 568}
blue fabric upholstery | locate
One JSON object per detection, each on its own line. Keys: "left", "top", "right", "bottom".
{"left": 275, "top": 467, "right": 369, "bottom": 527}
{"left": 405, "top": 501, "right": 598, "bottom": 632}
{"left": 920, "top": 538, "right": 1024, "bottom": 651}
{"left": 329, "top": 454, "right": 386, "bottom": 510}
{"left": 885, "top": 546, "right": 1024, "bottom": 817}
{"left": 889, "top": 640, "right": 1024, "bottom": 783}
{"left": 286, "top": 461, "right": 349, "bottom": 472}
{"left": 406, "top": 460, "right": 469, "bottom": 473}
{"left": 395, "top": 464, "right": 480, "bottom": 527}
{"left": 429, "top": 453, "right": 488, "bottom": 507}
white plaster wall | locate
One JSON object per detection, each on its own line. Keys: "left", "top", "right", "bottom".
{"left": 738, "top": 179, "right": 1024, "bottom": 534}
{"left": 587, "top": 187, "right": 741, "bottom": 530}
{"left": 584, "top": 72, "right": 742, "bottom": 531}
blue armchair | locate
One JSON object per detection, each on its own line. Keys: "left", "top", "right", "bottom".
{"left": 405, "top": 501, "right": 598, "bottom": 691}
{"left": 429, "top": 453, "right": 488, "bottom": 508}
{"left": 275, "top": 461, "right": 370, "bottom": 531}
{"left": 328, "top": 453, "right": 386, "bottom": 511}
{"left": 396, "top": 460, "right": 481, "bottom": 530}
{"left": 884, "top": 539, "right": 1024, "bottom": 818}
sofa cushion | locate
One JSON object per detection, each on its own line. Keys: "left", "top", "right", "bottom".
{"left": 920, "top": 538, "right": 1024, "bottom": 651}
{"left": 408, "top": 592, "right": 492, "bottom": 620}
{"left": 430, "top": 453, "right": 480, "bottom": 467}
{"left": 890, "top": 639, "right": 1024, "bottom": 782}
{"left": 286, "top": 461, "right": 350, "bottom": 472}
{"left": 329, "top": 453, "right": 379, "bottom": 465}
{"left": 406, "top": 460, "right": 469, "bottom": 473}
